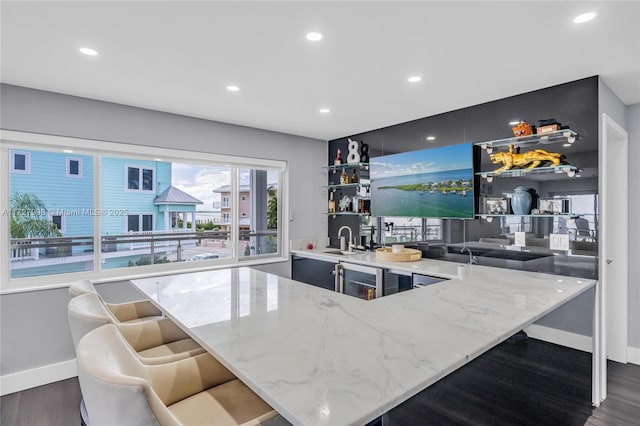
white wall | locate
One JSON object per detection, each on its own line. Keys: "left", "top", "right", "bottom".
{"left": 0, "top": 84, "right": 327, "bottom": 381}
{"left": 626, "top": 103, "right": 640, "bottom": 349}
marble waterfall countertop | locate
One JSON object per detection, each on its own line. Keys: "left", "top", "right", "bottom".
{"left": 132, "top": 263, "right": 594, "bottom": 426}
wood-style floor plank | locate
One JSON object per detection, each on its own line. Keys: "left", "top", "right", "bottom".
{"left": 1, "top": 339, "right": 639, "bottom": 425}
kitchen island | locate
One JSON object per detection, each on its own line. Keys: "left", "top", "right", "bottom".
{"left": 132, "top": 260, "right": 595, "bottom": 426}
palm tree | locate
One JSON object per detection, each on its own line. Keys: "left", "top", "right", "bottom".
{"left": 10, "top": 192, "right": 60, "bottom": 238}
{"left": 267, "top": 187, "right": 277, "bottom": 230}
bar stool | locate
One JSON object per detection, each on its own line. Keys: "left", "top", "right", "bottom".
{"left": 68, "top": 279, "right": 162, "bottom": 323}
{"left": 76, "top": 324, "right": 285, "bottom": 425}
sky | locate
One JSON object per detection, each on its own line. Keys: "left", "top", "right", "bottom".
{"left": 171, "top": 163, "right": 277, "bottom": 210}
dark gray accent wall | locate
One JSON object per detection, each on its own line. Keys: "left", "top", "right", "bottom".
{"left": 0, "top": 84, "right": 327, "bottom": 376}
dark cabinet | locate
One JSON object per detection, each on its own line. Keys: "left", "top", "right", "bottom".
{"left": 291, "top": 255, "right": 337, "bottom": 291}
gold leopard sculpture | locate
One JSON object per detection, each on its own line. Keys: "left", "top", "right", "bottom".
{"left": 490, "top": 144, "right": 563, "bottom": 173}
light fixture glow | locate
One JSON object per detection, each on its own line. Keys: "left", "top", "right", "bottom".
{"left": 426, "top": 136, "right": 436, "bottom": 141}
{"left": 563, "top": 143, "right": 572, "bottom": 147}
{"left": 79, "top": 47, "right": 98, "bottom": 56}
{"left": 509, "top": 121, "right": 521, "bottom": 126}
{"left": 574, "top": 12, "right": 597, "bottom": 23}
{"left": 154, "top": 158, "right": 163, "bottom": 162}
{"left": 226, "top": 85, "right": 240, "bottom": 92}
{"left": 63, "top": 149, "right": 74, "bottom": 153}
{"left": 408, "top": 76, "right": 422, "bottom": 83}
{"left": 319, "top": 108, "right": 330, "bottom": 114}
{"left": 306, "top": 32, "right": 323, "bottom": 41}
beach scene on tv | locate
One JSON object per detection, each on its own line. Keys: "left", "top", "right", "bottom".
{"left": 370, "top": 143, "right": 474, "bottom": 218}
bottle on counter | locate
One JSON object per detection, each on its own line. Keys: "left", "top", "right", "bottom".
{"left": 328, "top": 192, "right": 336, "bottom": 213}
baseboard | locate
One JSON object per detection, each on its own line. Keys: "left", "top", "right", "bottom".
{"left": 629, "top": 346, "right": 640, "bottom": 366}
{"left": 0, "top": 359, "right": 77, "bottom": 396}
{"left": 524, "top": 324, "right": 592, "bottom": 353}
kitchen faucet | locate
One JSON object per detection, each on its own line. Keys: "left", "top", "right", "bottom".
{"left": 460, "top": 247, "right": 478, "bottom": 265}
{"left": 337, "top": 226, "right": 353, "bottom": 252}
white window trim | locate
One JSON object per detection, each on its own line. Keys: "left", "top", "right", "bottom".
{"left": 10, "top": 150, "right": 31, "bottom": 174}
{"left": 126, "top": 212, "right": 155, "bottom": 233}
{"left": 50, "top": 213, "right": 67, "bottom": 234}
{"left": 0, "top": 130, "right": 289, "bottom": 294}
{"left": 66, "top": 157, "right": 83, "bottom": 178}
{"left": 124, "top": 164, "right": 155, "bottom": 192}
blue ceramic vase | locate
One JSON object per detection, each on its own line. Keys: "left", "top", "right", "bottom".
{"left": 511, "top": 186, "right": 532, "bottom": 215}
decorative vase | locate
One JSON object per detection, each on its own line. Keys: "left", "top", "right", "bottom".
{"left": 511, "top": 186, "right": 532, "bottom": 215}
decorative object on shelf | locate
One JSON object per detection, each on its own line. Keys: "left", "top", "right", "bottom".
{"left": 511, "top": 121, "right": 533, "bottom": 137}
{"left": 346, "top": 138, "right": 361, "bottom": 164}
{"left": 351, "top": 196, "right": 359, "bottom": 213}
{"left": 539, "top": 198, "right": 571, "bottom": 215}
{"left": 490, "top": 144, "right": 564, "bottom": 173}
{"left": 484, "top": 197, "right": 509, "bottom": 214}
{"left": 334, "top": 148, "right": 343, "bottom": 165}
{"left": 350, "top": 169, "right": 358, "bottom": 183}
{"left": 338, "top": 194, "right": 351, "bottom": 212}
{"left": 536, "top": 118, "right": 562, "bottom": 135}
{"left": 360, "top": 143, "right": 370, "bottom": 163}
{"left": 511, "top": 186, "right": 532, "bottom": 215}
{"left": 328, "top": 192, "right": 336, "bottom": 213}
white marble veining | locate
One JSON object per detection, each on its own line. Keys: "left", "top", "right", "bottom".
{"left": 132, "top": 262, "right": 594, "bottom": 426}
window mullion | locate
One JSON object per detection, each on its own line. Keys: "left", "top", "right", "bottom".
{"left": 94, "top": 155, "right": 102, "bottom": 272}
{"left": 231, "top": 167, "right": 239, "bottom": 260}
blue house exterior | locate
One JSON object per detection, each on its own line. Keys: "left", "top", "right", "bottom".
{"left": 10, "top": 149, "right": 202, "bottom": 273}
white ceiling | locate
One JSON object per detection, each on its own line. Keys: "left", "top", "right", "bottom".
{"left": 2, "top": 1, "right": 639, "bottom": 141}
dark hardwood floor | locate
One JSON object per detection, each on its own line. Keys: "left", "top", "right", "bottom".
{"left": 1, "top": 338, "right": 639, "bottom": 426}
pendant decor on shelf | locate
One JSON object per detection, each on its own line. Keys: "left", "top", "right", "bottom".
{"left": 360, "top": 143, "right": 369, "bottom": 163}
{"left": 511, "top": 186, "right": 532, "bottom": 215}
{"left": 346, "top": 138, "right": 361, "bottom": 164}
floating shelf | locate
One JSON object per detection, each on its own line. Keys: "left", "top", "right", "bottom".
{"left": 476, "top": 214, "right": 574, "bottom": 218}
{"left": 325, "top": 212, "right": 370, "bottom": 218}
{"left": 475, "top": 129, "right": 580, "bottom": 153}
{"left": 325, "top": 182, "right": 370, "bottom": 191}
{"left": 476, "top": 165, "right": 580, "bottom": 181}
{"left": 323, "top": 162, "right": 369, "bottom": 172}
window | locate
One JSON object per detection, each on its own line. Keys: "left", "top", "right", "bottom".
{"left": 7, "top": 147, "right": 94, "bottom": 279}
{"left": 127, "top": 214, "right": 153, "bottom": 232}
{"left": 2, "top": 132, "right": 286, "bottom": 288}
{"left": 66, "top": 157, "right": 83, "bottom": 178}
{"left": 126, "top": 166, "right": 154, "bottom": 191}
{"left": 10, "top": 150, "right": 30, "bottom": 174}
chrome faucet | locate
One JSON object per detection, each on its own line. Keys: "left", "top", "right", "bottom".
{"left": 337, "top": 226, "right": 353, "bottom": 252}
{"left": 460, "top": 247, "right": 478, "bottom": 265}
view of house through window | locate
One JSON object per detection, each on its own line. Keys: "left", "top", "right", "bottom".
{"left": 7, "top": 143, "right": 284, "bottom": 280}
{"left": 9, "top": 148, "right": 95, "bottom": 279}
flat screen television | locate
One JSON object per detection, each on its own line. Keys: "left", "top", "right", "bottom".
{"left": 370, "top": 143, "right": 476, "bottom": 219}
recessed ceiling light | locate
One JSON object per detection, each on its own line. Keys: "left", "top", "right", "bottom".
{"left": 63, "top": 149, "right": 74, "bottom": 153}
{"left": 78, "top": 47, "right": 98, "bottom": 56}
{"left": 426, "top": 136, "right": 436, "bottom": 141}
{"left": 563, "top": 143, "right": 572, "bottom": 147}
{"left": 509, "top": 120, "right": 521, "bottom": 126}
{"left": 306, "top": 32, "right": 323, "bottom": 41}
{"left": 319, "top": 108, "right": 330, "bottom": 114}
{"left": 574, "top": 12, "right": 597, "bottom": 23}
{"left": 408, "top": 76, "right": 422, "bottom": 83}
{"left": 226, "top": 85, "right": 240, "bottom": 92}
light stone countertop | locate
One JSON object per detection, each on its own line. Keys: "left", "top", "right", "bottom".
{"left": 132, "top": 263, "right": 595, "bottom": 426}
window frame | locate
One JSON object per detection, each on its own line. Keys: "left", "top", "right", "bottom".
{"left": 10, "top": 150, "right": 31, "bottom": 174}
{"left": 125, "top": 164, "right": 155, "bottom": 192}
{"left": 50, "top": 213, "right": 67, "bottom": 233}
{"left": 0, "top": 130, "right": 289, "bottom": 294}
{"left": 66, "top": 157, "right": 83, "bottom": 178}
{"left": 126, "top": 212, "right": 155, "bottom": 233}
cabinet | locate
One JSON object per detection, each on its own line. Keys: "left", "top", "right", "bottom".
{"left": 324, "top": 162, "right": 371, "bottom": 217}
{"left": 291, "top": 255, "right": 337, "bottom": 291}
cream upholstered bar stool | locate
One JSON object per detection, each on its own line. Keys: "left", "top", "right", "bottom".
{"left": 69, "top": 279, "right": 163, "bottom": 323}
{"left": 68, "top": 292, "right": 205, "bottom": 364}
{"left": 77, "top": 324, "right": 285, "bottom": 426}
